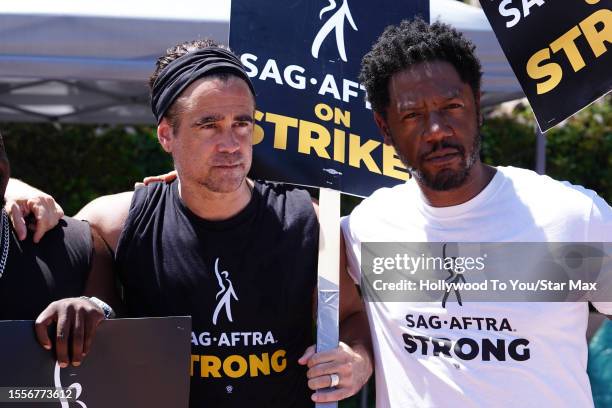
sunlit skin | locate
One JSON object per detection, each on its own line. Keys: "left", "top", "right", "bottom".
{"left": 157, "top": 76, "right": 255, "bottom": 220}
{"left": 373, "top": 61, "right": 496, "bottom": 207}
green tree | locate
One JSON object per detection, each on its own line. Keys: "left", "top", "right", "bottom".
{"left": 2, "top": 95, "right": 609, "bottom": 214}
{"left": 481, "top": 96, "right": 611, "bottom": 202}
{"left": 3, "top": 123, "right": 172, "bottom": 215}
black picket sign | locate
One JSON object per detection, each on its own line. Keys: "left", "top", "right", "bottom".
{"left": 479, "top": 1, "right": 611, "bottom": 132}
{"left": 230, "top": 0, "right": 429, "bottom": 197}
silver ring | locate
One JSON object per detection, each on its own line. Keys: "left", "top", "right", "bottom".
{"left": 329, "top": 373, "right": 340, "bottom": 388}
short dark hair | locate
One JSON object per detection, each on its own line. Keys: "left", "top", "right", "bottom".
{"left": 359, "top": 18, "right": 482, "bottom": 115}
{"left": 149, "top": 39, "right": 251, "bottom": 130}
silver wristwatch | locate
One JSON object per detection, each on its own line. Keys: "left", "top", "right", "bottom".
{"left": 81, "top": 296, "right": 116, "bottom": 319}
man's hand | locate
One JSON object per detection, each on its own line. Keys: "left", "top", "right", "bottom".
{"left": 298, "top": 341, "right": 371, "bottom": 403}
{"left": 35, "top": 298, "right": 105, "bottom": 368}
{"left": 134, "top": 170, "right": 177, "bottom": 188}
{"left": 5, "top": 178, "right": 64, "bottom": 242}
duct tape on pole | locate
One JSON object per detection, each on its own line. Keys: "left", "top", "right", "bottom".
{"left": 315, "top": 188, "right": 341, "bottom": 408}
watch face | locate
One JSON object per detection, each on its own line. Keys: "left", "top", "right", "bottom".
{"left": 88, "top": 297, "right": 113, "bottom": 319}
{"left": 102, "top": 305, "right": 112, "bottom": 319}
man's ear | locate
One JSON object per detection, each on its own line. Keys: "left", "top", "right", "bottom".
{"left": 157, "top": 118, "right": 174, "bottom": 153}
{"left": 373, "top": 111, "right": 393, "bottom": 146}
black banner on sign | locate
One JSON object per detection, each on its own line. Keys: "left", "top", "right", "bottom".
{"left": 230, "top": 0, "right": 429, "bottom": 197}
{"left": 479, "top": 1, "right": 611, "bottom": 132}
{"left": 0, "top": 317, "right": 191, "bottom": 408}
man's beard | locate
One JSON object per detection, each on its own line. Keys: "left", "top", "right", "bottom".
{"left": 393, "top": 132, "right": 481, "bottom": 191}
{"left": 201, "top": 152, "right": 248, "bottom": 194}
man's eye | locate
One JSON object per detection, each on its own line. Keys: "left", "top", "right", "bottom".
{"left": 200, "top": 123, "right": 216, "bottom": 129}
{"left": 445, "top": 103, "right": 462, "bottom": 109}
{"left": 404, "top": 112, "right": 419, "bottom": 120}
{"left": 235, "top": 121, "right": 252, "bottom": 127}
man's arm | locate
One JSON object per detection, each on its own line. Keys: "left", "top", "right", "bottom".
{"left": 34, "top": 225, "right": 121, "bottom": 367}
{"left": 34, "top": 192, "right": 133, "bottom": 366}
{"left": 299, "top": 221, "right": 374, "bottom": 403}
{"left": 583, "top": 193, "right": 612, "bottom": 319}
{"left": 75, "top": 192, "right": 133, "bottom": 252}
{"left": 83, "top": 227, "right": 122, "bottom": 306}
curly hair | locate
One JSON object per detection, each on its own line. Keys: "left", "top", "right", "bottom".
{"left": 359, "top": 18, "right": 482, "bottom": 116}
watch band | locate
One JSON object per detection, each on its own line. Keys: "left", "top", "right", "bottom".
{"left": 81, "top": 296, "right": 116, "bottom": 319}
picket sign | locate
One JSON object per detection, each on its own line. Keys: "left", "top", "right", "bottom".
{"left": 315, "top": 188, "right": 341, "bottom": 408}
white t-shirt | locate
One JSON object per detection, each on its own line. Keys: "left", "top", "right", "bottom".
{"left": 342, "top": 166, "right": 612, "bottom": 408}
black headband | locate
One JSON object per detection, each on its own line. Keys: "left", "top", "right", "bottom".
{"left": 151, "top": 47, "right": 256, "bottom": 123}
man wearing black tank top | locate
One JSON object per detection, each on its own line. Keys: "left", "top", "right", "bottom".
{"left": 0, "top": 131, "right": 118, "bottom": 367}
{"left": 28, "top": 40, "right": 372, "bottom": 407}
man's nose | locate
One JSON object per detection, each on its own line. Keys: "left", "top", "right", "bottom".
{"left": 217, "top": 128, "right": 241, "bottom": 153}
{"left": 422, "top": 110, "right": 452, "bottom": 143}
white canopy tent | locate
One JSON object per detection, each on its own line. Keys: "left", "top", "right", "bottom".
{"left": 0, "top": 0, "right": 524, "bottom": 124}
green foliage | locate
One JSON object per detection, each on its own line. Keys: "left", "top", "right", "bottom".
{"left": 481, "top": 95, "right": 611, "bottom": 202}
{"left": 1, "top": 95, "right": 610, "bottom": 216}
{"left": 2, "top": 123, "right": 172, "bottom": 215}
{"left": 480, "top": 116, "right": 535, "bottom": 170}
{"left": 545, "top": 99, "right": 612, "bottom": 202}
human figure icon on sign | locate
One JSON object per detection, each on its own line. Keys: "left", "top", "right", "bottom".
{"left": 212, "top": 258, "right": 239, "bottom": 325}
{"left": 54, "top": 361, "right": 87, "bottom": 408}
{"left": 311, "top": 0, "right": 358, "bottom": 62}
{"left": 442, "top": 244, "right": 466, "bottom": 308}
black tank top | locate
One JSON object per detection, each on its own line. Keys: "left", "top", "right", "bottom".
{"left": 116, "top": 180, "right": 318, "bottom": 408}
{"left": 0, "top": 217, "right": 92, "bottom": 320}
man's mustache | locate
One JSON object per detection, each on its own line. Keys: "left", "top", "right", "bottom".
{"left": 420, "top": 140, "right": 465, "bottom": 161}
{"left": 209, "top": 153, "right": 245, "bottom": 166}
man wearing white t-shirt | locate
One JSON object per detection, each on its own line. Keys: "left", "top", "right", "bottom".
{"left": 342, "top": 18, "right": 612, "bottom": 407}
